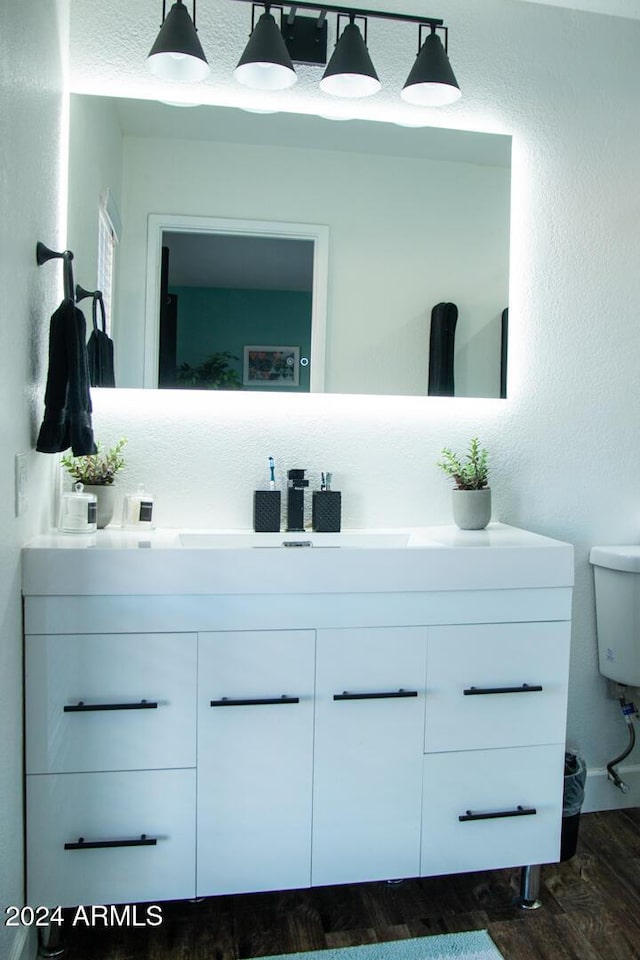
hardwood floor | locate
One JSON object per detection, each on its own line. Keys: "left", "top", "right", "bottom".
{"left": 57, "top": 809, "right": 640, "bottom": 960}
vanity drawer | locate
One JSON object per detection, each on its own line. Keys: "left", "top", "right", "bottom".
{"left": 26, "top": 768, "right": 196, "bottom": 907}
{"left": 26, "top": 633, "right": 197, "bottom": 773}
{"left": 421, "top": 743, "right": 563, "bottom": 877}
{"left": 425, "top": 621, "right": 570, "bottom": 752}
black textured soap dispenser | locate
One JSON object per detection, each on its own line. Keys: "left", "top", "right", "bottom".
{"left": 312, "top": 491, "right": 342, "bottom": 532}
{"left": 312, "top": 472, "right": 341, "bottom": 532}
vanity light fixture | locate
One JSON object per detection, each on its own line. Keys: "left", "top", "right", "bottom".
{"left": 235, "top": 3, "right": 297, "bottom": 89}
{"left": 230, "top": 0, "right": 459, "bottom": 105}
{"left": 319, "top": 13, "right": 380, "bottom": 98}
{"left": 401, "top": 25, "right": 461, "bottom": 106}
{"left": 147, "top": 0, "right": 210, "bottom": 82}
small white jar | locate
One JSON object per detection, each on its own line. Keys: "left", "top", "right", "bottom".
{"left": 121, "top": 485, "right": 155, "bottom": 530}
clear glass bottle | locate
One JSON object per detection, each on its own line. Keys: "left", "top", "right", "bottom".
{"left": 60, "top": 482, "right": 97, "bottom": 534}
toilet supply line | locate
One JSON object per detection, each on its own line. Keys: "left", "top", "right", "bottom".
{"left": 606, "top": 689, "right": 639, "bottom": 793}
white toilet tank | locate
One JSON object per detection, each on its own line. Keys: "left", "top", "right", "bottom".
{"left": 590, "top": 545, "right": 640, "bottom": 686}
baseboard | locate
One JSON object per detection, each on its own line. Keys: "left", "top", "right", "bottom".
{"left": 583, "top": 763, "right": 640, "bottom": 813}
{"left": 7, "top": 925, "right": 35, "bottom": 960}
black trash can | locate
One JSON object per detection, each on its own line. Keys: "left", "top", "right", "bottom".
{"left": 560, "top": 751, "right": 586, "bottom": 861}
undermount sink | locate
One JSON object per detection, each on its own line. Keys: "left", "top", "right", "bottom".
{"left": 178, "top": 530, "right": 413, "bottom": 549}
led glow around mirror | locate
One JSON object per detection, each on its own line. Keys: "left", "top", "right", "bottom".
{"left": 67, "top": 94, "right": 511, "bottom": 398}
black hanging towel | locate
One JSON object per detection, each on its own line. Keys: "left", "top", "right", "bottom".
{"left": 428, "top": 301, "right": 458, "bottom": 396}
{"left": 36, "top": 299, "right": 97, "bottom": 456}
{"left": 87, "top": 293, "right": 116, "bottom": 388}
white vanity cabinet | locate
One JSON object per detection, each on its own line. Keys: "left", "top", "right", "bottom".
{"left": 22, "top": 523, "right": 574, "bottom": 910}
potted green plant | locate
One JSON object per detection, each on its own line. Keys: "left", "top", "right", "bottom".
{"left": 61, "top": 438, "right": 127, "bottom": 529}
{"left": 437, "top": 437, "right": 491, "bottom": 530}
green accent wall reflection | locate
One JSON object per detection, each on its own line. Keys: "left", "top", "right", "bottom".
{"left": 170, "top": 286, "right": 312, "bottom": 392}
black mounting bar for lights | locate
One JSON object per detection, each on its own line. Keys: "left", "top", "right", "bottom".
{"left": 231, "top": 0, "right": 443, "bottom": 29}
{"left": 231, "top": 0, "right": 446, "bottom": 69}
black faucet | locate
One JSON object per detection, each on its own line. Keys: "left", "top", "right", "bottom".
{"left": 286, "top": 469, "right": 309, "bottom": 532}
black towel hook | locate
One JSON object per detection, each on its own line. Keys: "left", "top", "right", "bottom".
{"left": 75, "top": 283, "right": 102, "bottom": 304}
{"left": 36, "top": 242, "right": 75, "bottom": 302}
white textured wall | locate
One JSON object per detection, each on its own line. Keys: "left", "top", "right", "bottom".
{"left": 0, "top": 2, "right": 67, "bottom": 957}
{"left": 68, "top": 0, "right": 640, "bottom": 807}
{"left": 521, "top": 0, "right": 640, "bottom": 17}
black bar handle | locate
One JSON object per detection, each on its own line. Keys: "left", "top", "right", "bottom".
{"left": 210, "top": 695, "right": 300, "bottom": 707}
{"left": 458, "top": 805, "right": 537, "bottom": 822}
{"left": 64, "top": 700, "right": 158, "bottom": 712}
{"left": 64, "top": 834, "right": 157, "bottom": 850}
{"left": 463, "top": 683, "right": 543, "bottom": 696}
{"left": 333, "top": 689, "right": 418, "bottom": 701}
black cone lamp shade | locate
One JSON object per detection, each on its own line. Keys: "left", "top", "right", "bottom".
{"left": 147, "top": 0, "right": 210, "bottom": 82}
{"left": 401, "top": 31, "right": 461, "bottom": 106}
{"left": 234, "top": 12, "right": 297, "bottom": 90}
{"left": 320, "top": 22, "right": 381, "bottom": 98}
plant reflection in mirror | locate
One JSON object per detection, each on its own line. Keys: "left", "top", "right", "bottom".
{"left": 175, "top": 352, "right": 242, "bottom": 390}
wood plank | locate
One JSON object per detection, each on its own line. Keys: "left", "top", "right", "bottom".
{"left": 491, "top": 907, "right": 623, "bottom": 960}
{"left": 325, "top": 927, "right": 379, "bottom": 949}
{"left": 579, "top": 809, "right": 640, "bottom": 861}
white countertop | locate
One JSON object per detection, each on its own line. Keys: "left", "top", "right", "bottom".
{"left": 22, "top": 523, "right": 574, "bottom": 596}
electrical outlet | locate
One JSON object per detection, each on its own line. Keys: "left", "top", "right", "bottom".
{"left": 15, "top": 453, "right": 28, "bottom": 517}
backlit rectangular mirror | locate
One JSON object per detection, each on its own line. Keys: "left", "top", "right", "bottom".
{"left": 67, "top": 94, "right": 511, "bottom": 397}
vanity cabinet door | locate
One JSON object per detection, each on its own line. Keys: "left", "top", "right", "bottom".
{"left": 197, "top": 630, "right": 315, "bottom": 896}
{"left": 421, "top": 743, "right": 564, "bottom": 876}
{"left": 312, "top": 626, "right": 427, "bottom": 887}
{"left": 27, "top": 768, "right": 196, "bottom": 907}
{"left": 26, "top": 632, "right": 196, "bottom": 773}
{"left": 424, "top": 622, "right": 570, "bottom": 753}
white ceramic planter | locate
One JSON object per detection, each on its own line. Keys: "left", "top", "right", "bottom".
{"left": 452, "top": 488, "right": 491, "bottom": 531}
{"left": 83, "top": 484, "right": 117, "bottom": 529}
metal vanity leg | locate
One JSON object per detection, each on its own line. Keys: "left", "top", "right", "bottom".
{"left": 519, "top": 863, "right": 542, "bottom": 910}
{"left": 38, "top": 922, "right": 65, "bottom": 958}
